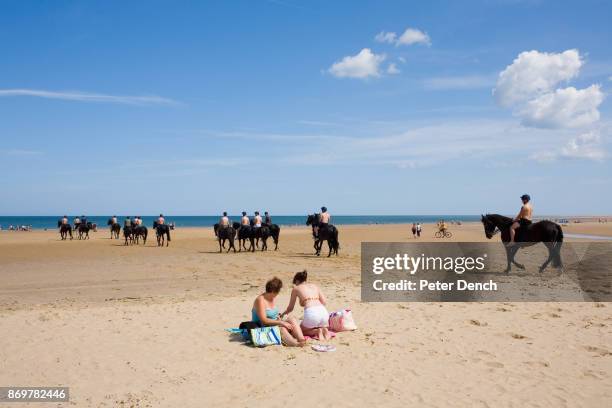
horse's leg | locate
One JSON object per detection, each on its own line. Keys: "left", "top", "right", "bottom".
{"left": 539, "top": 242, "right": 555, "bottom": 273}
{"left": 504, "top": 246, "right": 512, "bottom": 273}
{"left": 511, "top": 247, "right": 525, "bottom": 269}
{"left": 219, "top": 238, "right": 223, "bottom": 253}
{"left": 327, "top": 239, "right": 333, "bottom": 257}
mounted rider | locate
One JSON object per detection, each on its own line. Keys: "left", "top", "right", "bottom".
{"left": 73, "top": 216, "right": 81, "bottom": 230}
{"left": 124, "top": 216, "right": 131, "bottom": 228}
{"left": 240, "top": 212, "right": 250, "bottom": 230}
{"left": 253, "top": 211, "right": 262, "bottom": 229}
{"left": 264, "top": 211, "right": 272, "bottom": 226}
{"left": 158, "top": 214, "right": 165, "bottom": 225}
{"left": 510, "top": 194, "right": 533, "bottom": 243}
{"left": 315, "top": 206, "right": 330, "bottom": 237}
{"left": 111, "top": 215, "right": 117, "bottom": 225}
{"left": 219, "top": 212, "right": 230, "bottom": 229}
{"left": 61, "top": 215, "right": 69, "bottom": 225}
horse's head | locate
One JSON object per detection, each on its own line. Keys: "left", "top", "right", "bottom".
{"left": 481, "top": 214, "right": 496, "bottom": 239}
{"left": 306, "top": 213, "right": 320, "bottom": 226}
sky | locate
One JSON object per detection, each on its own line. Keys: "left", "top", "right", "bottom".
{"left": 0, "top": 0, "right": 611, "bottom": 216}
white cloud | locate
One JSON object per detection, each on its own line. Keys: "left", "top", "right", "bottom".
{"left": 519, "top": 85, "right": 603, "bottom": 128}
{"left": 494, "top": 49, "right": 582, "bottom": 107}
{"left": 374, "top": 27, "right": 430, "bottom": 46}
{"left": 328, "top": 48, "right": 386, "bottom": 79}
{"left": 532, "top": 131, "right": 606, "bottom": 162}
{"left": 0, "top": 89, "right": 179, "bottom": 106}
{"left": 375, "top": 31, "right": 397, "bottom": 44}
{"left": 424, "top": 74, "right": 495, "bottom": 90}
{"left": 387, "top": 63, "right": 400, "bottom": 75}
{"left": 397, "top": 28, "right": 431, "bottom": 46}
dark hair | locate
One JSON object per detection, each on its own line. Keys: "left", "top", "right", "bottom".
{"left": 265, "top": 277, "right": 283, "bottom": 293}
{"left": 293, "top": 270, "right": 308, "bottom": 285}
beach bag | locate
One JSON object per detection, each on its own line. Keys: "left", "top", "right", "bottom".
{"left": 250, "top": 326, "right": 282, "bottom": 347}
{"left": 329, "top": 309, "right": 357, "bottom": 332}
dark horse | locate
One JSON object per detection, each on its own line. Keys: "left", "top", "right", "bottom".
{"left": 253, "top": 224, "right": 271, "bottom": 251}
{"left": 123, "top": 225, "right": 134, "bottom": 245}
{"left": 233, "top": 222, "right": 253, "bottom": 252}
{"left": 267, "top": 223, "right": 281, "bottom": 250}
{"left": 481, "top": 214, "right": 563, "bottom": 273}
{"left": 107, "top": 219, "right": 121, "bottom": 239}
{"left": 213, "top": 223, "right": 236, "bottom": 253}
{"left": 76, "top": 222, "right": 92, "bottom": 240}
{"left": 306, "top": 214, "right": 339, "bottom": 257}
{"left": 57, "top": 220, "right": 73, "bottom": 240}
{"left": 132, "top": 225, "right": 148, "bottom": 245}
{"left": 153, "top": 222, "right": 171, "bottom": 247}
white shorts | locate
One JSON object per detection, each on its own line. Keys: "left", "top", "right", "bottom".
{"left": 302, "top": 305, "right": 329, "bottom": 329}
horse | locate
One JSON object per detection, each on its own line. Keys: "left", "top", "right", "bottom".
{"left": 232, "top": 222, "right": 253, "bottom": 251}
{"left": 107, "top": 219, "right": 121, "bottom": 239}
{"left": 57, "top": 220, "right": 73, "bottom": 240}
{"left": 123, "top": 225, "right": 134, "bottom": 245}
{"left": 267, "top": 223, "right": 281, "bottom": 250}
{"left": 153, "top": 222, "right": 171, "bottom": 247}
{"left": 306, "top": 214, "right": 339, "bottom": 257}
{"left": 215, "top": 224, "right": 236, "bottom": 253}
{"left": 481, "top": 214, "right": 563, "bottom": 273}
{"left": 77, "top": 222, "right": 91, "bottom": 240}
{"left": 132, "top": 225, "right": 148, "bottom": 245}
{"left": 252, "top": 224, "right": 271, "bottom": 251}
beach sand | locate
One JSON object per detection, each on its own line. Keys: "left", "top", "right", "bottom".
{"left": 1, "top": 222, "right": 611, "bottom": 407}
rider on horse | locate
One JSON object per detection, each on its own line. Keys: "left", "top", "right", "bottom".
{"left": 510, "top": 194, "right": 533, "bottom": 243}
{"left": 158, "top": 214, "right": 165, "bottom": 225}
{"left": 315, "top": 207, "right": 330, "bottom": 236}
{"left": 219, "top": 212, "right": 230, "bottom": 229}
{"left": 253, "top": 211, "right": 262, "bottom": 229}
{"left": 61, "top": 215, "right": 69, "bottom": 225}
{"left": 241, "top": 212, "right": 250, "bottom": 229}
{"left": 264, "top": 211, "right": 272, "bottom": 226}
{"left": 111, "top": 215, "right": 117, "bottom": 225}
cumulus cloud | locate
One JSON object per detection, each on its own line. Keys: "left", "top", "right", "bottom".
{"left": 374, "top": 27, "right": 430, "bottom": 46}
{"left": 532, "top": 131, "right": 606, "bottom": 162}
{"left": 520, "top": 85, "right": 604, "bottom": 128}
{"left": 494, "top": 49, "right": 604, "bottom": 129}
{"left": 494, "top": 49, "right": 582, "bottom": 107}
{"left": 387, "top": 63, "right": 400, "bottom": 75}
{"left": 397, "top": 28, "right": 431, "bottom": 46}
{"left": 328, "top": 48, "right": 386, "bottom": 79}
{"left": 0, "top": 89, "right": 179, "bottom": 106}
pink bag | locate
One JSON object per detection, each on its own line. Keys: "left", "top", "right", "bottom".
{"left": 328, "top": 309, "right": 357, "bottom": 332}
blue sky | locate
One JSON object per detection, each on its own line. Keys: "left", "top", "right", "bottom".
{"left": 0, "top": 0, "right": 611, "bottom": 215}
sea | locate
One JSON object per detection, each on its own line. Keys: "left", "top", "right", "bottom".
{"left": 0, "top": 215, "right": 481, "bottom": 230}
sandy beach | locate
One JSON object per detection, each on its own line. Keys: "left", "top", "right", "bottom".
{"left": 1, "top": 222, "right": 611, "bottom": 407}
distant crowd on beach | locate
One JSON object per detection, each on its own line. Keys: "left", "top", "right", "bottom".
{"left": 0, "top": 224, "right": 33, "bottom": 231}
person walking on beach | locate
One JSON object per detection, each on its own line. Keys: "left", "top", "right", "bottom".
{"left": 510, "top": 194, "right": 533, "bottom": 243}
{"left": 220, "top": 212, "right": 230, "bottom": 229}
{"left": 416, "top": 223, "right": 422, "bottom": 238}
{"left": 411, "top": 223, "right": 417, "bottom": 238}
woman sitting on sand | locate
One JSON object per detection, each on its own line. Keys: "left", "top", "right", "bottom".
{"left": 252, "top": 277, "right": 306, "bottom": 347}
{"left": 281, "top": 270, "right": 331, "bottom": 340}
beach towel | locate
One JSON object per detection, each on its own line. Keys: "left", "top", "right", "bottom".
{"left": 329, "top": 309, "right": 357, "bottom": 332}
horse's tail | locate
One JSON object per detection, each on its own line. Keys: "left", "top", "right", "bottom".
{"left": 166, "top": 226, "right": 171, "bottom": 242}
{"left": 552, "top": 225, "right": 563, "bottom": 268}
{"left": 333, "top": 228, "right": 340, "bottom": 252}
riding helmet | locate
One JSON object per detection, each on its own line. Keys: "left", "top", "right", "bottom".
{"left": 520, "top": 194, "right": 531, "bottom": 202}
{"left": 321, "top": 206, "right": 327, "bottom": 212}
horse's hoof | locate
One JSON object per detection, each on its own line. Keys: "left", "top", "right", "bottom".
{"left": 504, "top": 268, "right": 511, "bottom": 274}
{"left": 516, "top": 264, "right": 525, "bottom": 270}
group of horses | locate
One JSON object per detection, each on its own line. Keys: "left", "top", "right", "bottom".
{"left": 213, "top": 222, "right": 281, "bottom": 253}
{"left": 212, "top": 213, "right": 341, "bottom": 257}
{"left": 57, "top": 213, "right": 564, "bottom": 272}
{"left": 57, "top": 221, "right": 96, "bottom": 240}
{"left": 105, "top": 219, "right": 172, "bottom": 247}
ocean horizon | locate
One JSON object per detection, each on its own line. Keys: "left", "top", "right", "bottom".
{"left": 0, "top": 215, "right": 483, "bottom": 230}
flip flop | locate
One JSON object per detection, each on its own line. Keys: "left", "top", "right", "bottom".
{"left": 311, "top": 344, "right": 336, "bottom": 352}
